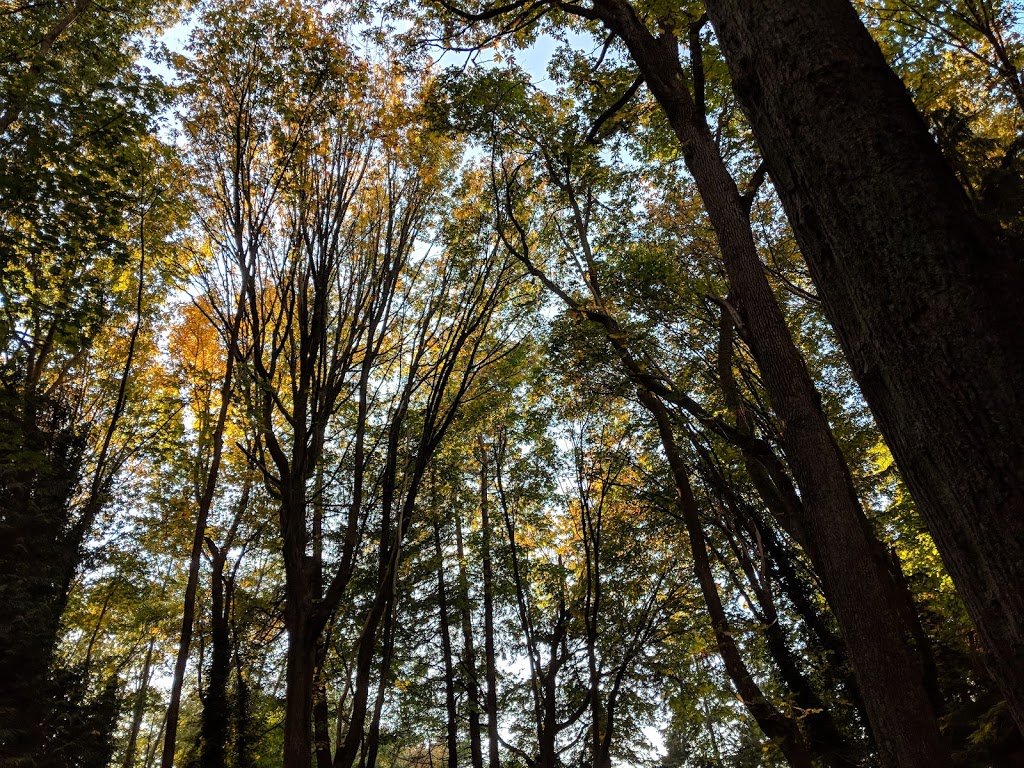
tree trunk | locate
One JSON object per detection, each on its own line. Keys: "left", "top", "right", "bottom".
{"left": 334, "top": 587, "right": 391, "bottom": 768}
{"left": 735, "top": 548, "right": 862, "bottom": 768}
{"left": 454, "top": 511, "right": 485, "bottom": 768}
{"left": 234, "top": 644, "right": 256, "bottom": 768}
{"left": 584, "top": 4, "right": 950, "bottom": 764}
{"left": 638, "top": 389, "right": 815, "bottom": 768}
{"left": 476, "top": 443, "right": 501, "bottom": 768}
{"left": 703, "top": 0, "right": 1024, "bottom": 730}
{"left": 757, "top": 512, "right": 871, "bottom": 735}
{"left": 283, "top": 550, "right": 318, "bottom": 768}
{"left": 314, "top": 670, "right": 334, "bottom": 768}
{"left": 124, "top": 635, "right": 157, "bottom": 768}
{"left": 201, "top": 556, "right": 232, "bottom": 768}
{"left": 284, "top": 616, "right": 318, "bottom": 768}
{"left": 435, "top": 524, "right": 460, "bottom": 768}
{"left": 361, "top": 597, "right": 397, "bottom": 768}
{"left": 161, "top": 293, "right": 242, "bottom": 768}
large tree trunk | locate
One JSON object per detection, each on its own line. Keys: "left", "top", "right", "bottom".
{"left": 314, "top": 669, "right": 334, "bottom": 768}
{"left": 703, "top": 0, "right": 1024, "bottom": 730}
{"left": 201, "top": 556, "right": 232, "bottom": 768}
{"left": 283, "top": 483, "right": 320, "bottom": 768}
{"left": 0, "top": 405, "right": 81, "bottom": 765}
{"left": 585, "top": 4, "right": 950, "bottom": 764}
{"left": 284, "top": 599, "right": 318, "bottom": 768}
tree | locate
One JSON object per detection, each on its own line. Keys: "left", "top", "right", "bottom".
{"left": 421, "top": 4, "right": 952, "bottom": 760}
{"left": 0, "top": 14, "right": 183, "bottom": 749}
{"left": 5, "top": 2, "right": 1023, "bottom": 766}
{"left": 701, "top": 0, "right": 1024, "bottom": 732}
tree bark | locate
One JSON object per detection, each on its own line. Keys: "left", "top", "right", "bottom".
{"left": 314, "top": 669, "right": 334, "bottom": 768}
{"left": 719, "top": 529, "right": 861, "bottom": 768}
{"left": 284, "top": 600, "right": 318, "bottom": 768}
{"left": 362, "top": 596, "right": 398, "bottom": 768}
{"left": 161, "top": 289, "right": 243, "bottom": 768}
{"left": 124, "top": 635, "right": 157, "bottom": 768}
{"left": 703, "top": 0, "right": 1024, "bottom": 731}
{"left": 200, "top": 551, "right": 232, "bottom": 768}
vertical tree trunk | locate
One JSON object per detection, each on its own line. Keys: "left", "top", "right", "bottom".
{"left": 283, "top": 606, "right": 318, "bottom": 768}
{"left": 314, "top": 669, "right": 334, "bottom": 768}
{"left": 161, "top": 294, "right": 243, "bottom": 768}
{"left": 144, "top": 711, "right": 167, "bottom": 768}
{"left": 201, "top": 554, "right": 232, "bottom": 768}
{"left": 234, "top": 644, "right": 256, "bottom": 768}
{"left": 703, "top": 0, "right": 1024, "bottom": 730}
{"left": 161, "top": 520, "right": 206, "bottom": 768}
{"left": 435, "top": 524, "right": 460, "bottom": 768}
{"left": 283, "top": 476, "right": 319, "bottom": 768}
{"left": 477, "top": 443, "right": 501, "bottom": 768}
{"left": 454, "top": 512, "right": 485, "bottom": 768}
{"left": 581, "top": 4, "right": 951, "bottom": 765}
{"left": 124, "top": 635, "right": 157, "bottom": 768}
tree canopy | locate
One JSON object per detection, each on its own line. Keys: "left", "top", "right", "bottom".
{"left": 1, "top": 1, "right": 1022, "bottom": 767}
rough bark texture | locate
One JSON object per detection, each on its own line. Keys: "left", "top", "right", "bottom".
{"left": 703, "top": 0, "right": 1024, "bottom": 731}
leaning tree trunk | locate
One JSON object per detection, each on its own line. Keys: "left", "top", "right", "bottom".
{"left": 639, "top": 389, "right": 815, "bottom": 768}
{"left": 703, "top": 0, "right": 1024, "bottom": 731}
{"left": 584, "top": 3, "right": 952, "bottom": 764}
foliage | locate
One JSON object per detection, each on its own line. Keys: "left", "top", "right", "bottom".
{"left": 2, "top": 1, "right": 1022, "bottom": 767}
